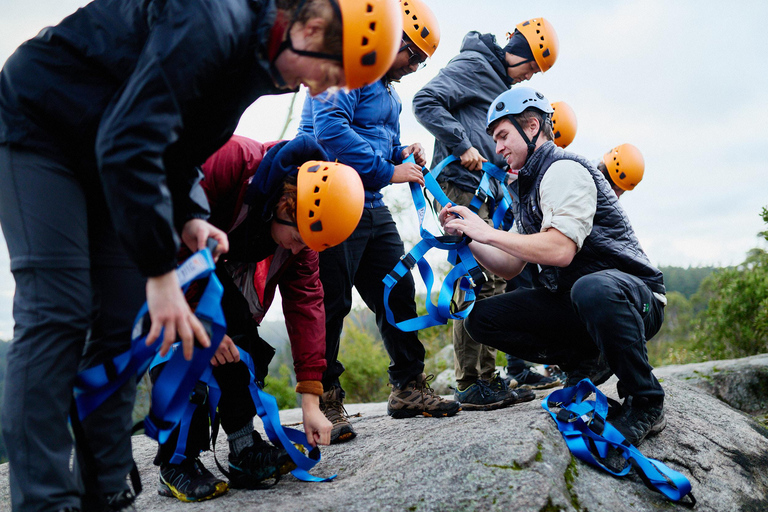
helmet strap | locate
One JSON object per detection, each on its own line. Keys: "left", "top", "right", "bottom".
{"left": 508, "top": 115, "right": 539, "bottom": 162}
{"left": 274, "top": 217, "right": 298, "bottom": 228}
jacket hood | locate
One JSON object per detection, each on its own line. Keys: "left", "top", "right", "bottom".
{"left": 244, "top": 134, "right": 328, "bottom": 221}
{"left": 460, "top": 31, "right": 511, "bottom": 84}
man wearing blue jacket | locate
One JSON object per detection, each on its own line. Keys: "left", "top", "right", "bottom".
{"left": 298, "top": 0, "right": 463, "bottom": 443}
{"left": 413, "top": 19, "right": 560, "bottom": 408}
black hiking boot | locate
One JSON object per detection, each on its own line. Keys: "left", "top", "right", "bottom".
{"left": 158, "top": 457, "right": 228, "bottom": 502}
{"left": 510, "top": 366, "right": 562, "bottom": 390}
{"left": 227, "top": 432, "right": 295, "bottom": 489}
{"left": 320, "top": 386, "right": 357, "bottom": 444}
{"left": 611, "top": 396, "right": 666, "bottom": 447}
{"left": 564, "top": 355, "right": 613, "bottom": 388}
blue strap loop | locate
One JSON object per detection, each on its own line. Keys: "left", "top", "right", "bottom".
{"left": 382, "top": 155, "right": 485, "bottom": 332}
{"left": 543, "top": 379, "right": 695, "bottom": 505}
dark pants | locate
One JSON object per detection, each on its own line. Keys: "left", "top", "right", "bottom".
{"left": 0, "top": 145, "right": 145, "bottom": 511}
{"left": 504, "top": 265, "right": 538, "bottom": 373}
{"left": 320, "top": 206, "right": 425, "bottom": 392}
{"left": 465, "top": 269, "right": 665, "bottom": 399}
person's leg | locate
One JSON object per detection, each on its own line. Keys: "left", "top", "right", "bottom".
{"left": 0, "top": 145, "right": 90, "bottom": 511}
{"left": 354, "top": 207, "right": 424, "bottom": 388}
{"left": 78, "top": 196, "right": 146, "bottom": 509}
{"left": 570, "top": 270, "right": 666, "bottom": 446}
{"left": 318, "top": 212, "right": 368, "bottom": 394}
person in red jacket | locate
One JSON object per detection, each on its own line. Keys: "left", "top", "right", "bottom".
{"left": 152, "top": 135, "right": 364, "bottom": 501}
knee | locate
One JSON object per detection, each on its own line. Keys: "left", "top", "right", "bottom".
{"left": 571, "top": 274, "right": 620, "bottom": 323}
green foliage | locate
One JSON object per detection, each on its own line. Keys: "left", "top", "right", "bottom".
{"left": 659, "top": 265, "right": 716, "bottom": 299}
{"left": 265, "top": 363, "right": 300, "bottom": 410}
{"left": 338, "top": 313, "right": 391, "bottom": 403}
{"left": 413, "top": 295, "right": 453, "bottom": 374}
{"left": 691, "top": 247, "right": 768, "bottom": 360}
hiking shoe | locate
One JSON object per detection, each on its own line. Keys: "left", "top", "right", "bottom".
{"left": 387, "top": 373, "right": 461, "bottom": 419}
{"left": 564, "top": 355, "right": 613, "bottom": 388}
{"left": 227, "top": 432, "right": 294, "bottom": 489}
{"left": 491, "top": 373, "right": 536, "bottom": 404}
{"left": 455, "top": 378, "right": 535, "bottom": 411}
{"left": 158, "top": 457, "right": 228, "bottom": 502}
{"left": 511, "top": 367, "right": 562, "bottom": 390}
{"left": 104, "top": 489, "right": 137, "bottom": 511}
{"left": 611, "top": 396, "right": 666, "bottom": 447}
{"left": 320, "top": 386, "right": 357, "bottom": 444}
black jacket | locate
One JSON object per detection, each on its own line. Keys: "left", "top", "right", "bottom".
{"left": 0, "top": 0, "right": 291, "bottom": 276}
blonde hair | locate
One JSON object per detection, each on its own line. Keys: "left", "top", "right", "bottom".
{"left": 277, "top": 0, "right": 342, "bottom": 54}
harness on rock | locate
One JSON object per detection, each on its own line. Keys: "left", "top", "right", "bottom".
{"left": 383, "top": 155, "right": 486, "bottom": 331}
{"left": 149, "top": 345, "right": 336, "bottom": 484}
{"left": 543, "top": 379, "right": 696, "bottom": 506}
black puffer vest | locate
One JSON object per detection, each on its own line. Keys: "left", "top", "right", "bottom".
{"left": 510, "top": 141, "right": 665, "bottom": 294}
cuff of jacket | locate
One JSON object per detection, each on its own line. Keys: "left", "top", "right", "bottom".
{"left": 295, "top": 380, "right": 324, "bottom": 396}
{"left": 452, "top": 139, "right": 473, "bottom": 159}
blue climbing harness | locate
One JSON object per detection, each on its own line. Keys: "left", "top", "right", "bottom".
{"left": 74, "top": 241, "right": 225, "bottom": 444}
{"left": 543, "top": 379, "right": 696, "bottom": 506}
{"left": 382, "top": 155, "right": 486, "bottom": 331}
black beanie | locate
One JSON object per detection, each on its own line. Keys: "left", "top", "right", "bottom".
{"left": 503, "top": 30, "right": 534, "bottom": 62}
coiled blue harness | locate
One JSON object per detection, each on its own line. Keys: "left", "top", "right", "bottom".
{"left": 382, "top": 156, "right": 487, "bottom": 331}
{"left": 543, "top": 379, "right": 695, "bottom": 506}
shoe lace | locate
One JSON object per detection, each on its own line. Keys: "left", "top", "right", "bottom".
{"left": 321, "top": 398, "right": 350, "bottom": 425}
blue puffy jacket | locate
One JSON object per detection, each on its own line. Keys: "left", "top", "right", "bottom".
{"left": 297, "top": 79, "right": 407, "bottom": 207}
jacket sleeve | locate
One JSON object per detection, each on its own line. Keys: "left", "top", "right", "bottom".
{"left": 413, "top": 55, "right": 495, "bottom": 158}
{"left": 279, "top": 248, "right": 327, "bottom": 382}
{"left": 95, "top": 0, "right": 252, "bottom": 277}
{"left": 309, "top": 90, "right": 395, "bottom": 190}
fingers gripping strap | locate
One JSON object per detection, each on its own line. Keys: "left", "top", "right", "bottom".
{"left": 543, "top": 379, "right": 695, "bottom": 504}
{"left": 237, "top": 349, "right": 336, "bottom": 482}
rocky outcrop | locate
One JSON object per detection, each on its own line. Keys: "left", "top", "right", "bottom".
{"left": 1, "top": 356, "right": 767, "bottom": 512}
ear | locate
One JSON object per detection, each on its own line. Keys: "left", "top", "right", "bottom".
{"left": 525, "top": 116, "right": 541, "bottom": 138}
{"left": 301, "top": 17, "right": 328, "bottom": 39}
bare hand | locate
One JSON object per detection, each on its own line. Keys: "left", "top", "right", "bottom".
{"left": 301, "top": 393, "right": 332, "bottom": 447}
{"left": 460, "top": 146, "right": 487, "bottom": 172}
{"left": 401, "top": 143, "right": 427, "bottom": 167}
{"left": 391, "top": 162, "right": 425, "bottom": 186}
{"left": 211, "top": 334, "right": 240, "bottom": 366}
{"left": 145, "top": 270, "right": 210, "bottom": 360}
{"left": 181, "top": 219, "right": 229, "bottom": 262}
{"left": 442, "top": 204, "right": 494, "bottom": 243}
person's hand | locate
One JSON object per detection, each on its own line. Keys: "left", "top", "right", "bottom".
{"left": 437, "top": 203, "right": 460, "bottom": 235}
{"left": 391, "top": 162, "right": 425, "bottom": 186}
{"left": 181, "top": 219, "right": 229, "bottom": 261}
{"left": 301, "top": 393, "right": 332, "bottom": 447}
{"left": 442, "top": 204, "right": 494, "bottom": 243}
{"left": 211, "top": 334, "right": 240, "bottom": 366}
{"left": 459, "top": 146, "right": 487, "bottom": 172}
{"left": 401, "top": 143, "right": 427, "bottom": 167}
{"left": 145, "top": 270, "right": 210, "bottom": 360}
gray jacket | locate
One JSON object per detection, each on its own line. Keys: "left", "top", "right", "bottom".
{"left": 413, "top": 32, "right": 510, "bottom": 194}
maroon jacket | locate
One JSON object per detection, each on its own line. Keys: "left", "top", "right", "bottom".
{"left": 200, "top": 135, "right": 326, "bottom": 383}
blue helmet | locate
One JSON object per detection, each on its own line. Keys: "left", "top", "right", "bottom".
{"left": 486, "top": 86, "right": 554, "bottom": 131}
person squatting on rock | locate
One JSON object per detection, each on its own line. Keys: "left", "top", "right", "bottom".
{"left": 298, "top": 0, "right": 462, "bottom": 443}
{"left": 0, "top": 0, "right": 403, "bottom": 509}
{"left": 151, "top": 135, "right": 364, "bottom": 502}
{"left": 439, "top": 86, "right": 668, "bottom": 448}
{"left": 413, "top": 18, "right": 560, "bottom": 406}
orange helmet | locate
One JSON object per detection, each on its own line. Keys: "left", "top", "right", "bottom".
{"left": 550, "top": 101, "right": 577, "bottom": 148}
{"left": 337, "top": 0, "right": 403, "bottom": 90}
{"left": 602, "top": 144, "right": 645, "bottom": 191}
{"left": 515, "top": 17, "right": 559, "bottom": 72}
{"left": 400, "top": 0, "right": 440, "bottom": 57}
{"left": 297, "top": 160, "right": 364, "bottom": 251}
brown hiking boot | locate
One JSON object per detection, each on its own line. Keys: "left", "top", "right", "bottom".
{"left": 387, "top": 373, "right": 462, "bottom": 419}
{"left": 320, "top": 386, "right": 356, "bottom": 444}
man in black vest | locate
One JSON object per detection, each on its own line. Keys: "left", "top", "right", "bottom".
{"left": 438, "top": 87, "right": 667, "bottom": 447}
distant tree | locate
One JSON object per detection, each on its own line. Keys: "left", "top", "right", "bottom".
{"left": 338, "top": 312, "right": 390, "bottom": 403}
{"left": 265, "top": 363, "right": 300, "bottom": 410}
{"left": 691, "top": 207, "right": 768, "bottom": 360}
{"left": 659, "top": 266, "right": 717, "bottom": 299}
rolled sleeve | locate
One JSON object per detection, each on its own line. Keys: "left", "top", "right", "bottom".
{"left": 538, "top": 160, "right": 596, "bottom": 251}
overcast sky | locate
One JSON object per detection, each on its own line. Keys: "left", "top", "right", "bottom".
{"left": 0, "top": 0, "right": 766, "bottom": 337}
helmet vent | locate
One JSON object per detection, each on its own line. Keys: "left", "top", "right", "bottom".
{"left": 421, "top": 27, "right": 430, "bottom": 38}
{"left": 362, "top": 36, "right": 369, "bottom": 46}
{"left": 310, "top": 220, "right": 323, "bottom": 232}
{"left": 315, "top": 199, "right": 321, "bottom": 207}
{"left": 322, "top": 175, "right": 329, "bottom": 181}
{"left": 619, "top": 172, "right": 627, "bottom": 180}
{"left": 542, "top": 48, "right": 550, "bottom": 57}
{"left": 369, "top": 22, "right": 376, "bottom": 31}
{"left": 314, "top": 186, "right": 320, "bottom": 193}
{"left": 307, "top": 164, "right": 320, "bottom": 173}
{"left": 496, "top": 102, "right": 505, "bottom": 111}
{"left": 309, "top": 210, "right": 315, "bottom": 218}
{"left": 366, "top": 3, "right": 373, "bottom": 13}
{"left": 361, "top": 50, "right": 377, "bottom": 66}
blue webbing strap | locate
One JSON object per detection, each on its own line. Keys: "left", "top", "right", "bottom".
{"left": 382, "top": 156, "right": 485, "bottom": 332}
{"left": 543, "top": 379, "right": 696, "bottom": 505}
{"left": 74, "top": 244, "right": 225, "bottom": 447}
